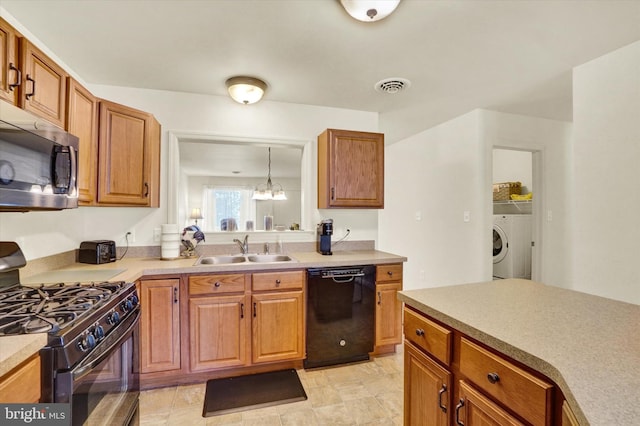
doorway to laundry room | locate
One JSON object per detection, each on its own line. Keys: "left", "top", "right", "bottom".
{"left": 492, "top": 148, "right": 540, "bottom": 280}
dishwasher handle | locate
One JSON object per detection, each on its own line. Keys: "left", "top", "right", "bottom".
{"left": 322, "top": 272, "right": 364, "bottom": 283}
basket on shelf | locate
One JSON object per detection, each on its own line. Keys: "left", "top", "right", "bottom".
{"left": 492, "top": 182, "right": 521, "bottom": 201}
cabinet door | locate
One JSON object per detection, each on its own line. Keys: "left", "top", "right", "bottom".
{"left": 404, "top": 341, "right": 451, "bottom": 426}
{"left": 140, "top": 279, "right": 180, "bottom": 373}
{"left": 318, "top": 129, "right": 384, "bottom": 208}
{"left": 189, "top": 294, "right": 250, "bottom": 371}
{"left": 456, "top": 380, "right": 525, "bottom": 426}
{"left": 0, "top": 18, "right": 19, "bottom": 105}
{"left": 375, "top": 282, "right": 402, "bottom": 347}
{"left": 66, "top": 78, "right": 98, "bottom": 205}
{"left": 252, "top": 290, "right": 304, "bottom": 364}
{"left": 97, "top": 100, "right": 160, "bottom": 206}
{"left": 20, "top": 39, "right": 67, "bottom": 128}
{"left": 0, "top": 354, "right": 40, "bottom": 403}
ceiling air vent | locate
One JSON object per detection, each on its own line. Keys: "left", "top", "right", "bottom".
{"left": 375, "top": 77, "right": 411, "bottom": 94}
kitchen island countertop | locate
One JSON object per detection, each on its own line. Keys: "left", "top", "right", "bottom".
{"left": 3, "top": 250, "right": 406, "bottom": 376}
{"left": 398, "top": 279, "right": 640, "bottom": 426}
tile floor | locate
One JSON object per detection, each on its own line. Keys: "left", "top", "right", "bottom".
{"left": 139, "top": 348, "right": 404, "bottom": 425}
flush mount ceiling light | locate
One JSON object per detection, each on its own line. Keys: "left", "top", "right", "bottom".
{"left": 225, "top": 76, "right": 268, "bottom": 104}
{"left": 339, "top": 0, "right": 401, "bottom": 22}
{"left": 375, "top": 77, "right": 411, "bottom": 94}
{"left": 252, "top": 147, "right": 287, "bottom": 201}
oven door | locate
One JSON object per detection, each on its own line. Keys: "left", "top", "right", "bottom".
{"left": 56, "top": 309, "right": 139, "bottom": 426}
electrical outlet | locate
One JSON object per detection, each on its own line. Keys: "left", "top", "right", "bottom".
{"left": 463, "top": 211, "right": 470, "bottom": 222}
{"left": 126, "top": 229, "right": 136, "bottom": 243}
{"left": 153, "top": 228, "right": 161, "bottom": 242}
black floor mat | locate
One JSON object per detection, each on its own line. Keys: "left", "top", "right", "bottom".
{"left": 202, "top": 369, "right": 307, "bottom": 417}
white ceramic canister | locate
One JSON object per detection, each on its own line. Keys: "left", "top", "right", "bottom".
{"left": 161, "top": 224, "right": 180, "bottom": 259}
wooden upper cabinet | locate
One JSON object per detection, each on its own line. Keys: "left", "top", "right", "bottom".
{"left": 19, "top": 39, "right": 67, "bottom": 128}
{"left": 317, "top": 129, "right": 384, "bottom": 208}
{"left": 66, "top": 78, "right": 98, "bottom": 205}
{"left": 0, "top": 18, "right": 20, "bottom": 105}
{"left": 97, "top": 100, "right": 160, "bottom": 206}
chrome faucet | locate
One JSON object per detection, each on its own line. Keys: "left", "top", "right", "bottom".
{"left": 233, "top": 235, "right": 249, "bottom": 254}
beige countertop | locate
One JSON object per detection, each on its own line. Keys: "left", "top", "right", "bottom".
{"left": 23, "top": 249, "right": 407, "bottom": 284}
{"left": 2, "top": 250, "right": 406, "bottom": 377}
{"left": 398, "top": 279, "right": 640, "bottom": 426}
{"left": 0, "top": 334, "right": 47, "bottom": 376}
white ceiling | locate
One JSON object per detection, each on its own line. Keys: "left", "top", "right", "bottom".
{"left": 2, "top": 0, "right": 640, "bottom": 144}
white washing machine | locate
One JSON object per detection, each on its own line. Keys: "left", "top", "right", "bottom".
{"left": 493, "top": 215, "right": 532, "bottom": 279}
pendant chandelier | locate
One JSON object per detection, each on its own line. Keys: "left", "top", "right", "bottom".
{"left": 252, "top": 147, "right": 287, "bottom": 201}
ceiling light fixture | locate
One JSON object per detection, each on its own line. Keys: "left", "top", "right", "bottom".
{"left": 252, "top": 147, "right": 287, "bottom": 201}
{"left": 225, "top": 76, "right": 268, "bottom": 104}
{"left": 339, "top": 0, "right": 401, "bottom": 22}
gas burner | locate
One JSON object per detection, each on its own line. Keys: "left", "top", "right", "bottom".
{"left": 0, "top": 281, "right": 129, "bottom": 335}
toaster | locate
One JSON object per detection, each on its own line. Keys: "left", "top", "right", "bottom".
{"left": 78, "top": 240, "right": 117, "bottom": 264}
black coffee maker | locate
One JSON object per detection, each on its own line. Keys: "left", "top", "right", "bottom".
{"left": 317, "top": 219, "right": 333, "bottom": 255}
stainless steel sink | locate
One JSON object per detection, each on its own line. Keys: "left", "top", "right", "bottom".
{"left": 195, "top": 254, "right": 294, "bottom": 265}
{"left": 195, "top": 255, "right": 247, "bottom": 265}
{"left": 246, "top": 254, "right": 293, "bottom": 263}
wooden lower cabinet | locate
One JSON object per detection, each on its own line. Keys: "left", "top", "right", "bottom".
{"left": 189, "top": 294, "right": 249, "bottom": 371}
{"left": 252, "top": 290, "right": 304, "bottom": 364}
{"left": 0, "top": 353, "right": 41, "bottom": 403}
{"left": 186, "top": 270, "right": 304, "bottom": 374}
{"left": 139, "top": 278, "right": 180, "bottom": 374}
{"left": 456, "top": 380, "right": 525, "bottom": 426}
{"left": 404, "top": 341, "right": 451, "bottom": 426}
{"left": 403, "top": 306, "right": 558, "bottom": 426}
{"left": 374, "top": 264, "right": 403, "bottom": 353}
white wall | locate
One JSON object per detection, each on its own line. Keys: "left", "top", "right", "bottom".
{"left": 379, "top": 110, "right": 488, "bottom": 290}
{"left": 481, "top": 111, "right": 573, "bottom": 287}
{"left": 571, "top": 40, "right": 640, "bottom": 304}
{"left": 380, "top": 109, "right": 572, "bottom": 291}
{"left": 0, "top": 81, "right": 380, "bottom": 259}
{"left": 493, "top": 149, "right": 532, "bottom": 194}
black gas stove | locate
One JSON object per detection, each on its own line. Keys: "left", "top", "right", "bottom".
{"left": 0, "top": 264, "right": 138, "bottom": 369}
{"left": 0, "top": 241, "right": 140, "bottom": 425}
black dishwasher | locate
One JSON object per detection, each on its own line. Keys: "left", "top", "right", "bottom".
{"left": 304, "top": 265, "right": 375, "bottom": 369}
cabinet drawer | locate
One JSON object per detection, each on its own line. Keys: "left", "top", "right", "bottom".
{"left": 403, "top": 307, "right": 451, "bottom": 366}
{"left": 459, "top": 338, "right": 553, "bottom": 426}
{"left": 376, "top": 264, "right": 402, "bottom": 283}
{"left": 252, "top": 270, "right": 304, "bottom": 291}
{"left": 189, "top": 274, "right": 247, "bottom": 295}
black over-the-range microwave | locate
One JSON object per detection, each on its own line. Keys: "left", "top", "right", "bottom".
{"left": 0, "top": 101, "right": 79, "bottom": 211}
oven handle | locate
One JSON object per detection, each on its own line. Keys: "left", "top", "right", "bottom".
{"left": 72, "top": 309, "right": 139, "bottom": 381}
